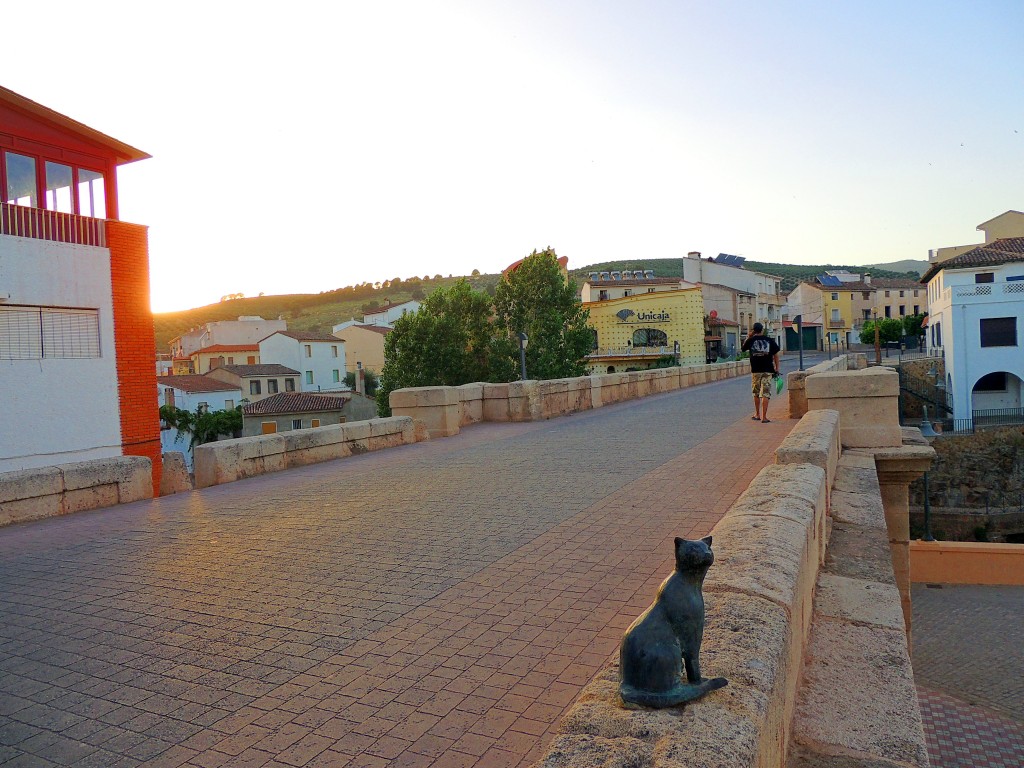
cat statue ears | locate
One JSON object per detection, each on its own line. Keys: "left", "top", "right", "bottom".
{"left": 674, "top": 535, "right": 713, "bottom": 548}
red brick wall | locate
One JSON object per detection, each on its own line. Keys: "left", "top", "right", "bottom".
{"left": 107, "top": 220, "right": 162, "bottom": 495}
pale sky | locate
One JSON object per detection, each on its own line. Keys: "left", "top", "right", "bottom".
{"left": 6, "top": 1, "right": 1023, "bottom": 311}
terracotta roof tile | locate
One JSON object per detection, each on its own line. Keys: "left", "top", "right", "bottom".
{"left": 262, "top": 330, "right": 341, "bottom": 342}
{"left": 193, "top": 344, "right": 258, "bottom": 353}
{"left": 158, "top": 375, "right": 241, "bottom": 393}
{"left": 921, "top": 238, "right": 1024, "bottom": 282}
{"left": 242, "top": 392, "right": 350, "bottom": 416}
{"left": 214, "top": 364, "right": 300, "bottom": 377}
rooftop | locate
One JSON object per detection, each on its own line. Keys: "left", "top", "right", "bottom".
{"left": 242, "top": 392, "right": 350, "bottom": 415}
{"left": 262, "top": 330, "right": 342, "bottom": 343}
{"left": 921, "top": 237, "right": 1024, "bottom": 282}
{"left": 158, "top": 375, "right": 241, "bottom": 393}
{"left": 192, "top": 344, "right": 258, "bottom": 354}
{"left": 213, "top": 364, "right": 300, "bottom": 377}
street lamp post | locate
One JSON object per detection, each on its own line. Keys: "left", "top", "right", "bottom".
{"left": 518, "top": 332, "right": 529, "bottom": 380}
{"left": 873, "top": 309, "right": 881, "bottom": 365}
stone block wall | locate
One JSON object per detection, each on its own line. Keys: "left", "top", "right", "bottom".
{"left": 390, "top": 362, "right": 746, "bottom": 437}
{"left": 0, "top": 456, "right": 153, "bottom": 527}
{"left": 194, "top": 417, "right": 415, "bottom": 488}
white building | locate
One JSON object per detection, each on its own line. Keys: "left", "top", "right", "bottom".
{"left": 259, "top": 330, "right": 348, "bottom": 392}
{"left": 921, "top": 238, "right": 1024, "bottom": 423}
{"left": 157, "top": 375, "right": 242, "bottom": 470}
{"left": 356, "top": 299, "right": 421, "bottom": 328}
{"left": 0, "top": 86, "right": 161, "bottom": 489}
{"left": 169, "top": 315, "right": 286, "bottom": 359}
{"left": 681, "top": 252, "right": 785, "bottom": 339}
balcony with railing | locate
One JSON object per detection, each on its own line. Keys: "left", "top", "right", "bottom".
{"left": 827, "top": 319, "right": 845, "bottom": 328}
{"left": 951, "top": 282, "right": 1024, "bottom": 303}
{"left": 1, "top": 202, "right": 106, "bottom": 248}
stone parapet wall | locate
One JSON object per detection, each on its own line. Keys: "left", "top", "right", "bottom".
{"left": 535, "top": 407, "right": 929, "bottom": 768}
{"left": 0, "top": 456, "right": 153, "bottom": 527}
{"left": 392, "top": 362, "right": 747, "bottom": 437}
{"left": 786, "top": 353, "right": 867, "bottom": 419}
{"left": 193, "top": 417, "right": 415, "bottom": 489}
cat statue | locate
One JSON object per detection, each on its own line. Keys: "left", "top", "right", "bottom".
{"left": 619, "top": 536, "right": 728, "bottom": 707}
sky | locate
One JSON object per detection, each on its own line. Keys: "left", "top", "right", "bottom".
{"left": 5, "top": 1, "right": 1023, "bottom": 312}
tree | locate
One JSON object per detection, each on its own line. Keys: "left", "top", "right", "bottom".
{"left": 859, "top": 318, "right": 904, "bottom": 345}
{"left": 903, "top": 313, "right": 927, "bottom": 338}
{"left": 493, "top": 248, "right": 592, "bottom": 380}
{"left": 471, "top": 268, "right": 481, "bottom": 277}
{"left": 376, "top": 280, "right": 517, "bottom": 416}
{"left": 344, "top": 368, "right": 379, "bottom": 396}
{"left": 159, "top": 405, "right": 242, "bottom": 450}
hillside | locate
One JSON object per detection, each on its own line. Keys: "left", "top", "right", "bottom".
{"left": 570, "top": 258, "right": 922, "bottom": 293}
{"left": 153, "top": 274, "right": 501, "bottom": 352}
{"left": 153, "top": 258, "right": 924, "bottom": 351}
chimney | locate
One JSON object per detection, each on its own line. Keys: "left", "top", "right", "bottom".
{"left": 864, "top": 273, "right": 871, "bottom": 285}
{"left": 687, "top": 251, "right": 701, "bottom": 260}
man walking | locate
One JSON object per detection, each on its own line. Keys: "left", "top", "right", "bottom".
{"left": 742, "top": 322, "right": 781, "bottom": 423}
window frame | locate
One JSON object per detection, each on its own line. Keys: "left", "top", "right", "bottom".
{"left": 980, "top": 317, "right": 1017, "bottom": 348}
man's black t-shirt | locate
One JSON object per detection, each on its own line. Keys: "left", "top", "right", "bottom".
{"left": 742, "top": 334, "right": 780, "bottom": 374}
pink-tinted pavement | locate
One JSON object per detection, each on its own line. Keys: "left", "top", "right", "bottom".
{"left": 0, "top": 375, "right": 794, "bottom": 768}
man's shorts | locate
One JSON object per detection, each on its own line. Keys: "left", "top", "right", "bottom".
{"left": 751, "top": 372, "right": 774, "bottom": 399}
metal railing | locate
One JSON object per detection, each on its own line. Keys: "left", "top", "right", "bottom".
{"left": 827, "top": 320, "right": 845, "bottom": 328}
{"left": 899, "top": 367, "right": 954, "bottom": 415}
{"left": 0, "top": 202, "right": 106, "bottom": 247}
{"left": 897, "top": 346, "right": 943, "bottom": 362}
{"left": 946, "top": 407, "right": 1024, "bottom": 434}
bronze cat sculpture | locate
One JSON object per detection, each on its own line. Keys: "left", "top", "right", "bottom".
{"left": 619, "top": 536, "right": 728, "bottom": 707}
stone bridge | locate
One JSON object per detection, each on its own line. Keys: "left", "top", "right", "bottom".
{"left": 0, "top": 359, "right": 947, "bottom": 767}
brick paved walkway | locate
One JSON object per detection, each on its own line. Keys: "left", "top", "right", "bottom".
{"left": 0, "top": 375, "right": 794, "bottom": 768}
{"left": 912, "top": 583, "right": 1024, "bottom": 767}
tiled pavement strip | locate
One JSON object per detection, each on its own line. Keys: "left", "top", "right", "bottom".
{"left": 0, "top": 373, "right": 792, "bottom": 768}
{"left": 912, "top": 584, "right": 1024, "bottom": 768}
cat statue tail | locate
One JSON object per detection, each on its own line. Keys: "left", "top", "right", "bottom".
{"left": 619, "top": 676, "right": 728, "bottom": 708}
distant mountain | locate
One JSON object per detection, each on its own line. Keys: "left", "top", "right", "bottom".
{"left": 862, "top": 259, "right": 929, "bottom": 276}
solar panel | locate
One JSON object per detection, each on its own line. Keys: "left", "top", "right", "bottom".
{"left": 818, "top": 275, "right": 843, "bottom": 287}
{"left": 715, "top": 253, "right": 743, "bottom": 266}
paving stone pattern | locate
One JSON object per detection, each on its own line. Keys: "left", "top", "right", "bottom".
{"left": 0, "top": 376, "right": 792, "bottom": 768}
{"left": 912, "top": 583, "right": 1024, "bottom": 767}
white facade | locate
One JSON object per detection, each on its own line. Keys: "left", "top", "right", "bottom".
{"left": 170, "top": 316, "right": 287, "bottom": 358}
{"left": 0, "top": 235, "right": 122, "bottom": 472}
{"left": 259, "top": 333, "right": 348, "bottom": 392}
{"left": 926, "top": 263, "right": 1024, "bottom": 420}
{"left": 681, "top": 253, "right": 785, "bottom": 334}
{"left": 359, "top": 300, "right": 421, "bottom": 328}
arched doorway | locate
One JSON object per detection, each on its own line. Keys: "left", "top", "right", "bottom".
{"left": 971, "top": 371, "right": 1023, "bottom": 425}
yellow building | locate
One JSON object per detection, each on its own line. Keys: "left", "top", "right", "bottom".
{"left": 333, "top": 324, "right": 390, "bottom": 374}
{"left": 583, "top": 277, "right": 705, "bottom": 374}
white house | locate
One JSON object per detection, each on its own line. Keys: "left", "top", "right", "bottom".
{"left": 259, "top": 330, "right": 348, "bottom": 392}
{"left": 157, "top": 375, "right": 242, "bottom": 470}
{"left": 169, "top": 315, "right": 286, "bottom": 359}
{"left": 358, "top": 299, "right": 421, "bottom": 328}
{"left": 921, "top": 237, "right": 1024, "bottom": 423}
{"left": 681, "top": 252, "right": 785, "bottom": 339}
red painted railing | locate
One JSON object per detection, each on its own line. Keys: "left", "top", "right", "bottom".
{"left": 0, "top": 202, "right": 106, "bottom": 247}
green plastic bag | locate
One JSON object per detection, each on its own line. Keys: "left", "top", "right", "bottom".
{"left": 775, "top": 374, "right": 784, "bottom": 395}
